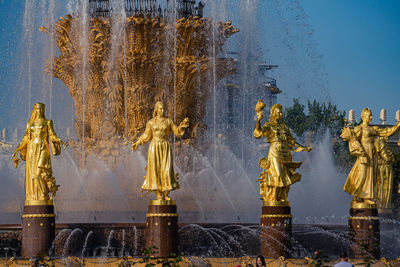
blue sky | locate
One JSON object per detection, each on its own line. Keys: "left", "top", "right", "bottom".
{"left": 299, "top": 0, "right": 400, "bottom": 123}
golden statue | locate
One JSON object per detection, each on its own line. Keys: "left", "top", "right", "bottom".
{"left": 12, "top": 103, "right": 63, "bottom": 205}
{"left": 375, "top": 136, "right": 394, "bottom": 211}
{"left": 131, "top": 102, "right": 189, "bottom": 200}
{"left": 340, "top": 108, "right": 400, "bottom": 206}
{"left": 254, "top": 102, "right": 312, "bottom": 204}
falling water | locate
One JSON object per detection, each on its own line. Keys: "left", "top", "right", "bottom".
{"left": 80, "top": 0, "right": 89, "bottom": 167}
{"left": 49, "top": 228, "right": 72, "bottom": 256}
{"left": 81, "top": 230, "right": 94, "bottom": 258}
{"left": 46, "top": 0, "right": 56, "bottom": 118}
{"left": 105, "top": 230, "right": 114, "bottom": 256}
{"left": 133, "top": 225, "right": 138, "bottom": 255}
{"left": 63, "top": 228, "right": 83, "bottom": 256}
{"left": 22, "top": 0, "right": 35, "bottom": 113}
{"left": 120, "top": 229, "right": 126, "bottom": 256}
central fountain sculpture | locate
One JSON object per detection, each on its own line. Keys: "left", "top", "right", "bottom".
{"left": 39, "top": 0, "right": 239, "bottom": 168}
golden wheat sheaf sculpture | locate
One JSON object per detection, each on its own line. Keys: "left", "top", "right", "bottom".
{"left": 40, "top": 14, "right": 239, "bottom": 167}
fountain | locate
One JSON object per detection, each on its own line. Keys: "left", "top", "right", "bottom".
{"left": 0, "top": 0, "right": 400, "bottom": 265}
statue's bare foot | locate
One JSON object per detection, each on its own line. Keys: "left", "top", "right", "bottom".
{"left": 155, "top": 192, "right": 163, "bottom": 200}
{"left": 163, "top": 191, "right": 171, "bottom": 200}
{"left": 364, "top": 199, "right": 375, "bottom": 205}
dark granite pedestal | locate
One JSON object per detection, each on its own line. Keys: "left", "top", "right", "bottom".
{"left": 22, "top": 202, "right": 55, "bottom": 258}
{"left": 260, "top": 201, "right": 292, "bottom": 258}
{"left": 348, "top": 203, "right": 380, "bottom": 259}
{"left": 145, "top": 200, "right": 178, "bottom": 257}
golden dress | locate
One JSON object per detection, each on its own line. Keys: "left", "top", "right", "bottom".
{"left": 16, "top": 118, "right": 61, "bottom": 202}
{"left": 136, "top": 117, "right": 184, "bottom": 192}
{"left": 255, "top": 121, "right": 302, "bottom": 201}
{"left": 375, "top": 137, "right": 394, "bottom": 209}
{"left": 343, "top": 124, "right": 399, "bottom": 200}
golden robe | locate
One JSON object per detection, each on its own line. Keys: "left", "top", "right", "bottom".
{"left": 255, "top": 121, "right": 302, "bottom": 198}
{"left": 343, "top": 124, "right": 399, "bottom": 199}
{"left": 17, "top": 119, "right": 61, "bottom": 201}
{"left": 375, "top": 137, "right": 394, "bottom": 209}
{"left": 137, "top": 117, "right": 183, "bottom": 192}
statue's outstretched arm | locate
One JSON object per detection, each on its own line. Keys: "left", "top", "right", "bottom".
{"left": 132, "top": 120, "right": 152, "bottom": 151}
{"left": 254, "top": 100, "right": 266, "bottom": 139}
{"left": 374, "top": 121, "right": 400, "bottom": 137}
{"left": 287, "top": 126, "right": 312, "bottom": 152}
{"left": 171, "top": 118, "right": 189, "bottom": 138}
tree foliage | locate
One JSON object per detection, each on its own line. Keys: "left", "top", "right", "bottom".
{"left": 283, "top": 98, "right": 346, "bottom": 137}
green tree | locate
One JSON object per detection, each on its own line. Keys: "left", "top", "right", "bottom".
{"left": 283, "top": 98, "right": 307, "bottom": 137}
{"left": 283, "top": 98, "right": 346, "bottom": 137}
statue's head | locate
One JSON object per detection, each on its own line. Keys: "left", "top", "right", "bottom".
{"left": 361, "top": 108, "right": 372, "bottom": 124}
{"left": 269, "top": 104, "right": 283, "bottom": 122}
{"left": 153, "top": 101, "right": 165, "bottom": 117}
{"left": 29, "top": 102, "right": 46, "bottom": 123}
{"left": 33, "top": 102, "right": 45, "bottom": 116}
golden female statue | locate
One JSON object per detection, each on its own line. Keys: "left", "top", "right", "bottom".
{"left": 254, "top": 102, "right": 312, "bottom": 203}
{"left": 341, "top": 108, "right": 400, "bottom": 205}
{"left": 12, "top": 103, "right": 63, "bottom": 205}
{"left": 131, "top": 101, "right": 189, "bottom": 200}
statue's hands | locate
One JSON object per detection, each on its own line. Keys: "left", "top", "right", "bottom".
{"left": 57, "top": 138, "right": 68, "bottom": 148}
{"left": 293, "top": 146, "right": 312, "bottom": 152}
{"left": 255, "top": 100, "right": 265, "bottom": 122}
{"left": 12, "top": 155, "right": 20, "bottom": 168}
{"left": 398, "top": 139, "right": 400, "bottom": 147}
{"left": 131, "top": 142, "right": 139, "bottom": 151}
{"left": 256, "top": 111, "right": 263, "bottom": 121}
{"left": 180, "top": 118, "right": 190, "bottom": 128}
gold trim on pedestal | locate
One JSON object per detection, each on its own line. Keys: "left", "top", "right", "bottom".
{"left": 377, "top": 208, "right": 392, "bottom": 214}
{"left": 22, "top": 214, "right": 56, "bottom": 218}
{"left": 261, "top": 214, "right": 292, "bottom": 219}
{"left": 263, "top": 200, "right": 290, "bottom": 207}
{"left": 25, "top": 200, "right": 53, "bottom": 206}
{"left": 150, "top": 200, "right": 176, "bottom": 206}
{"left": 351, "top": 201, "right": 376, "bottom": 209}
{"left": 349, "top": 216, "right": 379, "bottom": 220}
{"left": 146, "top": 213, "right": 178, "bottom": 217}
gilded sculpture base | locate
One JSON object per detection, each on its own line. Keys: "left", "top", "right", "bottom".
{"left": 22, "top": 205, "right": 55, "bottom": 259}
{"left": 263, "top": 200, "right": 290, "bottom": 207}
{"left": 150, "top": 200, "right": 176, "bottom": 206}
{"left": 351, "top": 201, "right": 376, "bottom": 209}
{"left": 145, "top": 201, "right": 178, "bottom": 257}
{"left": 348, "top": 207, "right": 380, "bottom": 259}
{"left": 25, "top": 199, "right": 54, "bottom": 206}
{"left": 260, "top": 204, "right": 292, "bottom": 258}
